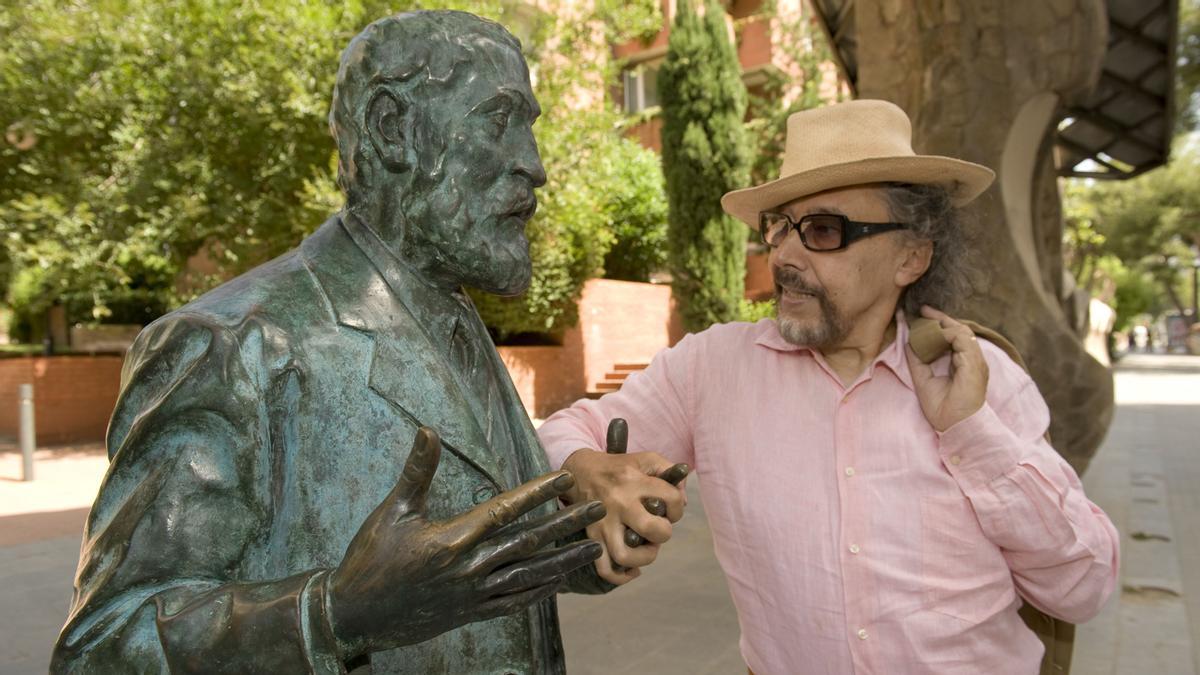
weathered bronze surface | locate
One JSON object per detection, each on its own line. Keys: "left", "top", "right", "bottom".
{"left": 52, "top": 11, "right": 610, "bottom": 674}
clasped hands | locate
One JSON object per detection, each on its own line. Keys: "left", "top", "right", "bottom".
{"left": 560, "top": 419, "right": 689, "bottom": 585}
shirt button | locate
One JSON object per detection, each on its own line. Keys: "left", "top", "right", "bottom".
{"left": 844, "top": 467, "right": 856, "bottom": 477}
{"left": 857, "top": 628, "right": 869, "bottom": 640}
{"left": 849, "top": 544, "right": 861, "bottom": 554}
{"left": 473, "top": 484, "right": 498, "bottom": 504}
{"left": 949, "top": 455, "right": 962, "bottom": 466}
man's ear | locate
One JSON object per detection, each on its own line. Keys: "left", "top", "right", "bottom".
{"left": 896, "top": 239, "right": 933, "bottom": 287}
{"left": 366, "top": 89, "right": 412, "bottom": 173}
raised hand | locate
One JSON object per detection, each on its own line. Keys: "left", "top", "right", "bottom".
{"left": 904, "top": 306, "right": 990, "bottom": 432}
{"left": 563, "top": 418, "right": 688, "bottom": 585}
{"left": 327, "top": 426, "right": 605, "bottom": 660}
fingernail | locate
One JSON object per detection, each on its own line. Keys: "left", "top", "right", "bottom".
{"left": 587, "top": 501, "right": 607, "bottom": 518}
{"left": 553, "top": 473, "right": 575, "bottom": 491}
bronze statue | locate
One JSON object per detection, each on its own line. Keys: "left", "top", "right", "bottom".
{"left": 52, "top": 11, "right": 611, "bottom": 674}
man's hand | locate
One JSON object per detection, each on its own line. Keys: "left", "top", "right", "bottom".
{"left": 904, "top": 306, "right": 990, "bottom": 432}
{"left": 327, "top": 427, "right": 605, "bottom": 660}
{"left": 561, "top": 422, "right": 687, "bottom": 585}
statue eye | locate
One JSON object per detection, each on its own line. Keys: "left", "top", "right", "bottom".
{"left": 487, "top": 110, "right": 509, "bottom": 137}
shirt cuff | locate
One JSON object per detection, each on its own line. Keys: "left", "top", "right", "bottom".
{"left": 300, "top": 570, "right": 347, "bottom": 674}
{"left": 936, "top": 403, "right": 1023, "bottom": 487}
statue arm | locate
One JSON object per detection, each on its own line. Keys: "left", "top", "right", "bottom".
{"left": 51, "top": 315, "right": 344, "bottom": 674}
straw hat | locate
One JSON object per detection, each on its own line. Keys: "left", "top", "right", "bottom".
{"left": 721, "top": 99, "right": 995, "bottom": 227}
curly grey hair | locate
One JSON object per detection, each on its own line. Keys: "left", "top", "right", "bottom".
{"left": 883, "top": 182, "right": 973, "bottom": 315}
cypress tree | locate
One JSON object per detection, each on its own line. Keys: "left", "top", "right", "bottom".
{"left": 658, "top": 0, "right": 751, "bottom": 331}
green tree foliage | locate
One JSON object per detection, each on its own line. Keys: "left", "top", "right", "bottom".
{"left": 1176, "top": 0, "right": 1200, "bottom": 132}
{"left": 600, "top": 139, "right": 669, "bottom": 282}
{"left": 1063, "top": 138, "right": 1200, "bottom": 326}
{"left": 465, "top": 2, "right": 668, "bottom": 339}
{"left": 0, "top": 0, "right": 665, "bottom": 341}
{"left": 658, "top": 0, "right": 751, "bottom": 332}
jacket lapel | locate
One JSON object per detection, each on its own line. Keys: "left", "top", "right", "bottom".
{"left": 301, "top": 219, "right": 502, "bottom": 486}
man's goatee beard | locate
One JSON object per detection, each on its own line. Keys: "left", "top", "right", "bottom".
{"left": 776, "top": 312, "right": 849, "bottom": 348}
{"left": 773, "top": 268, "right": 848, "bottom": 348}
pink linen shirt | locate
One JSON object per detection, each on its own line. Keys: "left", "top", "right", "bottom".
{"left": 538, "top": 316, "right": 1119, "bottom": 675}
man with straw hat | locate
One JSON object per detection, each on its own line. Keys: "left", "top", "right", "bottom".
{"left": 538, "top": 100, "right": 1118, "bottom": 673}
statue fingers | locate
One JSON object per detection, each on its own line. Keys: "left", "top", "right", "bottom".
{"left": 446, "top": 471, "right": 576, "bottom": 550}
{"left": 473, "top": 576, "right": 568, "bottom": 622}
{"left": 477, "top": 501, "right": 606, "bottom": 570}
{"left": 480, "top": 540, "right": 601, "bottom": 597}
{"left": 658, "top": 463, "right": 690, "bottom": 486}
{"left": 605, "top": 418, "right": 629, "bottom": 454}
{"left": 385, "top": 426, "right": 442, "bottom": 516}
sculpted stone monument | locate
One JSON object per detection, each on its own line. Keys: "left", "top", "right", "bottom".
{"left": 52, "top": 11, "right": 610, "bottom": 674}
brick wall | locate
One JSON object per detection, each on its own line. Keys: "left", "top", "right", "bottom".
{"left": 497, "top": 333, "right": 585, "bottom": 421}
{"left": 0, "top": 279, "right": 690, "bottom": 443}
{"left": 577, "top": 279, "right": 681, "bottom": 391}
{"left": 0, "top": 355, "right": 124, "bottom": 445}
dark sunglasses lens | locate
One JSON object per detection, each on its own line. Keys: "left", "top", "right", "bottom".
{"left": 800, "top": 215, "right": 845, "bottom": 251}
{"left": 760, "top": 212, "right": 791, "bottom": 246}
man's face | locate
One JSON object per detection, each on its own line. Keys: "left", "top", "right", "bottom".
{"left": 769, "top": 184, "right": 913, "bottom": 348}
{"left": 402, "top": 43, "right": 546, "bottom": 296}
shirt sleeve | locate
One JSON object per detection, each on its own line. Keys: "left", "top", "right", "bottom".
{"left": 936, "top": 344, "right": 1119, "bottom": 624}
{"left": 538, "top": 333, "right": 699, "bottom": 471}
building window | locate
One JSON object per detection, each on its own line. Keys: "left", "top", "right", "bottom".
{"left": 623, "top": 61, "right": 662, "bottom": 113}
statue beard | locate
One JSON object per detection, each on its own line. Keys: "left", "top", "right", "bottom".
{"left": 773, "top": 266, "right": 848, "bottom": 348}
{"left": 398, "top": 172, "right": 533, "bottom": 296}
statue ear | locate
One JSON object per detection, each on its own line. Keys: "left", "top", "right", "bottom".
{"left": 366, "top": 89, "right": 412, "bottom": 173}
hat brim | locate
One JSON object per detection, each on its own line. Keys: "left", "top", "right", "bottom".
{"left": 721, "top": 155, "right": 996, "bottom": 228}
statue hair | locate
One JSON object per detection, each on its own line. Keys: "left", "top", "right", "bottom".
{"left": 328, "top": 11, "right": 523, "bottom": 205}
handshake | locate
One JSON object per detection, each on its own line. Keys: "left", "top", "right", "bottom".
{"left": 560, "top": 419, "right": 690, "bottom": 585}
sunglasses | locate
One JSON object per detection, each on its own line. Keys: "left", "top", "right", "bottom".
{"left": 758, "top": 212, "right": 909, "bottom": 251}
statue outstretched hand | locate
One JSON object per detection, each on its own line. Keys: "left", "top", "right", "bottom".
{"left": 328, "top": 427, "right": 605, "bottom": 660}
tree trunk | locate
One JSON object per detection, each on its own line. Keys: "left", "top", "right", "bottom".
{"left": 855, "top": 0, "right": 1113, "bottom": 473}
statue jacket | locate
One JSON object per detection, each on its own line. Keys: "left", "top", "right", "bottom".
{"left": 52, "top": 215, "right": 609, "bottom": 674}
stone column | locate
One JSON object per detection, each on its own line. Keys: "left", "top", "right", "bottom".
{"left": 856, "top": 0, "right": 1112, "bottom": 472}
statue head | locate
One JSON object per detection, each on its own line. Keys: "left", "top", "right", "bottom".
{"left": 330, "top": 11, "right": 546, "bottom": 296}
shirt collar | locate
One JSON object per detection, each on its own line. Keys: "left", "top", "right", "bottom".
{"left": 752, "top": 310, "right": 916, "bottom": 391}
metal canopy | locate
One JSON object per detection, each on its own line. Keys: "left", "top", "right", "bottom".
{"left": 807, "top": 0, "right": 1179, "bottom": 180}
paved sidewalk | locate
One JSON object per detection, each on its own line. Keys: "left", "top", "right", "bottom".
{"left": 2, "top": 354, "right": 1197, "bottom": 674}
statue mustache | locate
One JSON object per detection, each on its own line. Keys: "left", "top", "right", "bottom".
{"left": 502, "top": 192, "right": 538, "bottom": 221}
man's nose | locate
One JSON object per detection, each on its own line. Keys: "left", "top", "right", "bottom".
{"left": 513, "top": 133, "right": 547, "bottom": 188}
{"left": 771, "top": 230, "right": 811, "bottom": 271}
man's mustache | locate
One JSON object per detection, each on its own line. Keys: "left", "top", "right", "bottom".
{"left": 772, "top": 266, "right": 825, "bottom": 298}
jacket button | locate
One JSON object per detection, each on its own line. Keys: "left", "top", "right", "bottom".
{"left": 473, "top": 485, "right": 498, "bottom": 504}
